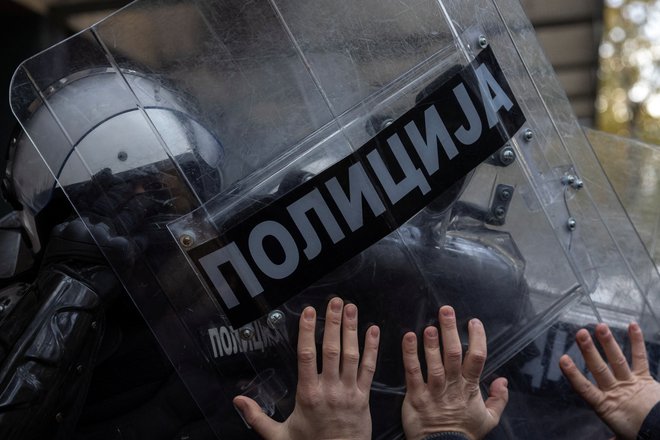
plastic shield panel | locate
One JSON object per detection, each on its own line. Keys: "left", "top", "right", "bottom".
{"left": 587, "top": 128, "right": 660, "bottom": 270}
{"left": 9, "top": 0, "right": 660, "bottom": 438}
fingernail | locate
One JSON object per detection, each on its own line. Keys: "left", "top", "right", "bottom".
{"left": 502, "top": 378, "right": 508, "bottom": 388}
{"left": 560, "top": 356, "right": 572, "bottom": 368}
{"left": 470, "top": 318, "right": 482, "bottom": 328}
{"left": 577, "top": 331, "right": 589, "bottom": 343}
{"left": 441, "top": 306, "right": 454, "bottom": 317}
{"left": 303, "top": 307, "right": 315, "bottom": 321}
{"left": 599, "top": 325, "right": 609, "bottom": 336}
{"left": 425, "top": 326, "right": 438, "bottom": 338}
{"left": 370, "top": 326, "right": 380, "bottom": 338}
{"left": 345, "top": 304, "right": 357, "bottom": 319}
{"left": 631, "top": 322, "right": 641, "bottom": 333}
{"left": 405, "top": 333, "right": 416, "bottom": 344}
{"left": 330, "top": 297, "right": 342, "bottom": 312}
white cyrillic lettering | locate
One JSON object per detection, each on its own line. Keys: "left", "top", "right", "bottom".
{"left": 249, "top": 220, "right": 300, "bottom": 279}
{"left": 287, "top": 189, "right": 345, "bottom": 260}
{"left": 208, "top": 328, "right": 223, "bottom": 358}
{"left": 252, "top": 323, "right": 264, "bottom": 352}
{"left": 475, "top": 63, "right": 514, "bottom": 129}
{"left": 325, "top": 162, "right": 386, "bottom": 232}
{"left": 367, "top": 136, "right": 431, "bottom": 205}
{"left": 452, "top": 83, "right": 482, "bottom": 145}
{"left": 199, "top": 242, "right": 264, "bottom": 309}
{"left": 220, "top": 326, "right": 233, "bottom": 355}
{"left": 231, "top": 327, "right": 242, "bottom": 353}
{"left": 404, "top": 105, "right": 458, "bottom": 176}
{"left": 208, "top": 324, "right": 281, "bottom": 358}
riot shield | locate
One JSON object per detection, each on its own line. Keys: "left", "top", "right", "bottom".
{"left": 9, "top": 0, "right": 660, "bottom": 438}
{"left": 587, "top": 128, "right": 660, "bottom": 270}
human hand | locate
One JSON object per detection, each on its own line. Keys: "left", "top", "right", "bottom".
{"left": 560, "top": 322, "right": 660, "bottom": 440}
{"left": 233, "top": 298, "right": 380, "bottom": 440}
{"left": 401, "top": 305, "right": 509, "bottom": 440}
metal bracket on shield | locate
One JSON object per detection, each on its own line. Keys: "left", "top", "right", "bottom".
{"left": 488, "top": 184, "right": 515, "bottom": 226}
{"left": 561, "top": 174, "right": 584, "bottom": 190}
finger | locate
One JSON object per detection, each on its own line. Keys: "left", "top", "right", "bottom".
{"left": 341, "top": 303, "right": 360, "bottom": 383}
{"left": 423, "top": 326, "right": 445, "bottom": 390}
{"left": 402, "top": 332, "right": 425, "bottom": 394}
{"left": 233, "top": 396, "right": 281, "bottom": 436}
{"left": 463, "top": 318, "right": 487, "bottom": 384}
{"left": 484, "top": 377, "right": 509, "bottom": 425}
{"left": 439, "top": 306, "right": 462, "bottom": 380}
{"left": 628, "top": 322, "right": 650, "bottom": 375}
{"left": 595, "top": 323, "right": 632, "bottom": 381}
{"left": 297, "top": 306, "right": 318, "bottom": 387}
{"left": 321, "top": 297, "right": 343, "bottom": 381}
{"left": 357, "top": 325, "right": 380, "bottom": 392}
{"left": 575, "top": 328, "right": 616, "bottom": 389}
{"left": 559, "top": 354, "right": 604, "bottom": 407}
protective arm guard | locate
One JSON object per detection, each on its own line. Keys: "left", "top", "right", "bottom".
{"left": 0, "top": 219, "right": 125, "bottom": 440}
{"left": 0, "top": 269, "right": 104, "bottom": 440}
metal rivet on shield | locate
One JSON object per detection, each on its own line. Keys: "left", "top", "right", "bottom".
{"left": 478, "top": 35, "right": 488, "bottom": 49}
{"left": 499, "top": 146, "right": 516, "bottom": 166}
{"left": 523, "top": 129, "right": 534, "bottom": 142}
{"left": 55, "top": 413, "right": 64, "bottom": 423}
{"left": 499, "top": 189, "right": 512, "bottom": 201}
{"left": 494, "top": 206, "right": 506, "bottom": 219}
{"left": 239, "top": 326, "right": 255, "bottom": 340}
{"left": 380, "top": 118, "right": 395, "bottom": 131}
{"left": 562, "top": 175, "right": 584, "bottom": 190}
{"left": 567, "top": 217, "right": 577, "bottom": 231}
{"left": 179, "top": 234, "right": 195, "bottom": 248}
{"left": 117, "top": 151, "right": 128, "bottom": 162}
{"left": 267, "top": 310, "right": 285, "bottom": 329}
{"left": 561, "top": 174, "right": 576, "bottom": 186}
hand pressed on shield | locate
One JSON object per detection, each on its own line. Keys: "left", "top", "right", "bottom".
{"left": 233, "top": 298, "right": 380, "bottom": 440}
{"left": 560, "top": 322, "right": 660, "bottom": 440}
{"left": 401, "top": 305, "right": 509, "bottom": 440}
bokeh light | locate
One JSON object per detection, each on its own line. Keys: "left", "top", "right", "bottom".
{"left": 597, "top": 0, "right": 660, "bottom": 143}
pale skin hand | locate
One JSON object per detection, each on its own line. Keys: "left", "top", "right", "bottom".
{"left": 233, "top": 298, "right": 381, "bottom": 440}
{"left": 401, "top": 305, "right": 509, "bottom": 440}
{"left": 560, "top": 322, "right": 660, "bottom": 440}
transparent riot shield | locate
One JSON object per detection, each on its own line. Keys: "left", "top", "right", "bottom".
{"left": 9, "top": 0, "right": 660, "bottom": 438}
{"left": 586, "top": 128, "right": 660, "bottom": 270}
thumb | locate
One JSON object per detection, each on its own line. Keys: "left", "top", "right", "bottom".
{"left": 233, "top": 396, "right": 281, "bottom": 438}
{"left": 484, "top": 377, "right": 509, "bottom": 424}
